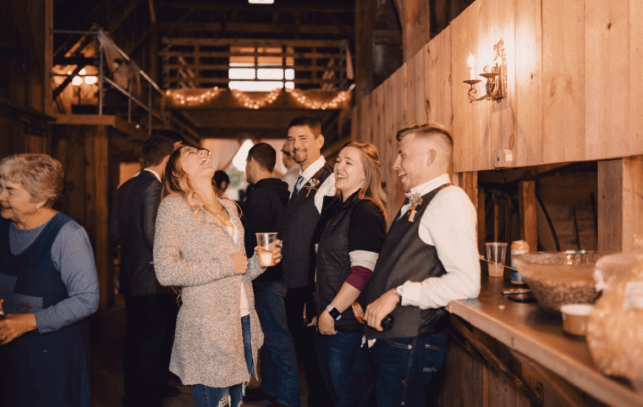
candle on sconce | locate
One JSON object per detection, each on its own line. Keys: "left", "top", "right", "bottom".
{"left": 467, "top": 53, "right": 476, "bottom": 80}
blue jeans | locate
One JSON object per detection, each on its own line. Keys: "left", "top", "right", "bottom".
{"left": 253, "top": 279, "right": 300, "bottom": 406}
{"left": 337, "top": 331, "right": 448, "bottom": 407}
{"left": 315, "top": 331, "right": 363, "bottom": 405}
{"left": 190, "top": 316, "right": 255, "bottom": 407}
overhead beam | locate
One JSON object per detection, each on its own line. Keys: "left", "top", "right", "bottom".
{"left": 162, "top": 37, "right": 347, "bottom": 48}
{"left": 155, "top": 2, "right": 353, "bottom": 13}
{"left": 9, "top": 0, "right": 44, "bottom": 79}
{"left": 108, "top": 0, "right": 145, "bottom": 33}
{"left": 155, "top": 22, "right": 352, "bottom": 36}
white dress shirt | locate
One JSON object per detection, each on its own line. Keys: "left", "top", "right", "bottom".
{"left": 283, "top": 165, "right": 300, "bottom": 193}
{"left": 292, "top": 155, "right": 336, "bottom": 213}
{"left": 397, "top": 173, "right": 481, "bottom": 309}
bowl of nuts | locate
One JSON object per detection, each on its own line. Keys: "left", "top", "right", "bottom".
{"left": 512, "top": 251, "right": 606, "bottom": 314}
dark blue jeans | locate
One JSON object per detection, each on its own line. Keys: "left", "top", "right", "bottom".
{"left": 315, "top": 331, "right": 363, "bottom": 405}
{"left": 190, "top": 316, "right": 255, "bottom": 407}
{"left": 337, "top": 331, "right": 448, "bottom": 407}
{"left": 253, "top": 279, "right": 300, "bottom": 406}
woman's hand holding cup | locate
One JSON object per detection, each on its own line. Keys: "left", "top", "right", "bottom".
{"left": 255, "top": 233, "right": 281, "bottom": 267}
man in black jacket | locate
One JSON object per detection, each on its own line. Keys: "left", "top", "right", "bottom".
{"left": 110, "top": 136, "right": 178, "bottom": 407}
{"left": 242, "top": 143, "right": 300, "bottom": 407}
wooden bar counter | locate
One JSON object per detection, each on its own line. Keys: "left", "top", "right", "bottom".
{"left": 442, "top": 276, "right": 643, "bottom": 407}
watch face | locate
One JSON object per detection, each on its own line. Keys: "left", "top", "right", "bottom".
{"left": 329, "top": 307, "right": 341, "bottom": 320}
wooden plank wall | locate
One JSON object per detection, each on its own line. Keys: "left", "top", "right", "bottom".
{"left": 353, "top": 0, "right": 643, "bottom": 174}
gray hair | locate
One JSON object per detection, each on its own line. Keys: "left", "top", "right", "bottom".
{"left": 0, "top": 154, "right": 64, "bottom": 208}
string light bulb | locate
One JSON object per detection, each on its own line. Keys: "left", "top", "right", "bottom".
{"left": 166, "top": 87, "right": 223, "bottom": 106}
{"left": 288, "top": 89, "right": 350, "bottom": 110}
{"left": 231, "top": 88, "right": 281, "bottom": 109}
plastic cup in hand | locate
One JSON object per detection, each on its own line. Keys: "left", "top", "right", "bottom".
{"left": 486, "top": 242, "right": 507, "bottom": 277}
{"left": 256, "top": 232, "right": 278, "bottom": 267}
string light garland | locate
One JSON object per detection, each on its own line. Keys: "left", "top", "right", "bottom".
{"left": 231, "top": 88, "right": 282, "bottom": 109}
{"left": 167, "top": 87, "right": 223, "bottom": 106}
{"left": 288, "top": 89, "right": 350, "bottom": 110}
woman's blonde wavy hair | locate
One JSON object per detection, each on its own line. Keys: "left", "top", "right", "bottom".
{"left": 161, "top": 146, "right": 226, "bottom": 222}
{"left": 339, "top": 141, "right": 387, "bottom": 224}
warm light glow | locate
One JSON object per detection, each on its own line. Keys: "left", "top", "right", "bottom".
{"left": 467, "top": 53, "right": 476, "bottom": 69}
{"left": 288, "top": 89, "right": 351, "bottom": 110}
{"left": 231, "top": 139, "right": 256, "bottom": 171}
{"left": 248, "top": 0, "right": 274, "bottom": 3}
{"left": 72, "top": 76, "right": 83, "bottom": 86}
{"left": 166, "top": 87, "right": 223, "bottom": 106}
{"left": 79, "top": 68, "right": 87, "bottom": 75}
{"left": 84, "top": 75, "right": 98, "bottom": 85}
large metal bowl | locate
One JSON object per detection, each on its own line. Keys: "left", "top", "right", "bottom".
{"left": 512, "top": 251, "right": 606, "bottom": 314}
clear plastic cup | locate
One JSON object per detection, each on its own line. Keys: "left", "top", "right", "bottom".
{"left": 486, "top": 242, "right": 508, "bottom": 277}
{"left": 256, "top": 232, "right": 278, "bottom": 267}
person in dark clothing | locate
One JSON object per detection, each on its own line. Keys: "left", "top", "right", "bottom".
{"left": 213, "top": 170, "right": 230, "bottom": 192}
{"left": 281, "top": 116, "right": 335, "bottom": 407}
{"left": 242, "top": 143, "right": 300, "bottom": 407}
{"left": 311, "top": 142, "right": 387, "bottom": 405}
{"left": 110, "top": 136, "right": 179, "bottom": 407}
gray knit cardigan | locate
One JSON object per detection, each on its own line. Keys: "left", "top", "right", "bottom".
{"left": 153, "top": 194, "right": 264, "bottom": 388}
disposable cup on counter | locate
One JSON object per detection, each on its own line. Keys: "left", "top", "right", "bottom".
{"left": 486, "top": 242, "right": 507, "bottom": 277}
{"left": 560, "top": 304, "right": 593, "bottom": 336}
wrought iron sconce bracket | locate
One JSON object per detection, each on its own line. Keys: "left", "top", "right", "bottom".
{"left": 464, "top": 40, "right": 507, "bottom": 103}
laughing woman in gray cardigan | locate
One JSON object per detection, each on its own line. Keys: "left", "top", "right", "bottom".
{"left": 153, "top": 146, "right": 282, "bottom": 407}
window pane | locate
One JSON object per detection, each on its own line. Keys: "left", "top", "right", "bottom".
{"left": 285, "top": 81, "right": 295, "bottom": 89}
{"left": 229, "top": 68, "right": 256, "bottom": 80}
{"left": 285, "top": 68, "right": 295, "bottom": 80}
{"left": 257, "top": 68, "right": 284, "bottom": 80}
{"left": 229, "top": 81, "right": 284, "bottom": 92}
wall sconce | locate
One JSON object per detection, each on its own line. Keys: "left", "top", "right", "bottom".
{"left": 463, "top": 40, "right": 507, "bottom": 103}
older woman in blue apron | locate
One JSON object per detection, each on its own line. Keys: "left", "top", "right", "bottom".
{"left": 0, "top": 154, "right": 99, "bottom": 407}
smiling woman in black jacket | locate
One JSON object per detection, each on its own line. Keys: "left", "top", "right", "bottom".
{"left": 311, "top": 142, "right": 387, "bottom": 405}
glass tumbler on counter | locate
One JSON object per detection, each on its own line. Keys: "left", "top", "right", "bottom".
{"left": 486, "top": 242, "right": 508, "bottom": 277}
{"left": 256, "top": 232, "right": 278, "bottom": 267}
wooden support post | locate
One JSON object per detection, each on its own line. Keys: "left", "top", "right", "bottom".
{"left": 519, "top": 180, "right": 537, "bottom": 251}
{"left": 393, "top": 0, "right": 432, "bottom": 62}
{"left": 478, "top": 186, "right": 486, "bottom": 255}
{"left": 84, "top": 126, "right": 113, "bottom": 309}
{"left": 354, "top": 0, "right": 375, "bottom": 104}
{"left": 598, "top": 156, "right": 643, "bottom": 252}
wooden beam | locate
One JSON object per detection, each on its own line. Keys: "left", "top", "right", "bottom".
{"left": 373, "top": 30, "right": 402, "bottom": 45}
{"left": 107, "top": 0, "right": 144, "bottom": 33}
{"left": 598, "top": 157, "right": 643, "bottom": 252}
{"left": 155, "top": 22, "right": 352, "bottom": 36}
{"left": 398, "top": 0, "right": 432, "bottom": 62}
{"left": 84, "top": 126, "right": 113, "bottom": 309}
{"left": 8, "top": 0, "right": 44, "bottom": 79}
{"left": 161, "top": 37, "right": 347, "bottom": 48}
{"left": 355, "top": 0, "right": 376, "bottom": 104}
{"left": 155, "top": 2, "right": 354, "bottom": 13}
{"left": 147, "top": 0, "right": 157, "bottom": 23}
{"left": 519, "top": 180, "right": 537, "bottom": 251}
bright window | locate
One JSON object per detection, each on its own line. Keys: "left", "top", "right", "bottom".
{"left": 229, "top": 47, "right": 294, "bottom": 92}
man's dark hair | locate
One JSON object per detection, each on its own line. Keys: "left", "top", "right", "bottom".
{"left": 156, "top": 129, "right": 185, "bottom": 145}
{"left": 213, "top": 170, "right": 230, "bottom": 190}
{"left": 247, "top": 142, "right": 276, "bottom": 172}
{"left": 142, "top": 136, "right": 175, "bottom": 167}
{"left": 288, "top": 116, "right": 322, "bottom": 137}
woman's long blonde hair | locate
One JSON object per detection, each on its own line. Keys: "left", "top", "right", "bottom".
{"left": 161, "top": 146, "right": 225, "bottom": 221}
{"left": 340, "top": 141, "right": 387, "bottom": 223}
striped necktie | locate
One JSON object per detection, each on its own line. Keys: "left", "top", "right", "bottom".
{"left": 294, "top": 175, "right": 305, "bottom": 195}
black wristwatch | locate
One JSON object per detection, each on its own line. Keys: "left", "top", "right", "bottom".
{"left": 325, "top": 304, "right": 342, "bottom": 321}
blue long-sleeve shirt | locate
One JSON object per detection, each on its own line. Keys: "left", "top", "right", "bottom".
{"left": 8, "top": 219, "right": 100, "bottom": 333}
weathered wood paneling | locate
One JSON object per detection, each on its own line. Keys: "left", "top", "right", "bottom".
{"left": 514, "top": 0, "right": 542, "bottom": 166}
{"left": 542, "top": 0, "right": 585, "bottom": 164}
{"left": 405, "top": 46, "right": 426, "bottom": 126}
{"left": 426, "top": 27, "right": 452, "bottom": 130}
{"left": 585, "top": 0, "right": 630, "bottom": 160}
{"left": 452, "top": 0, "right": 492, "bottom": 172}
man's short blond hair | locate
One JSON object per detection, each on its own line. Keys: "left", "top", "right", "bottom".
{"left": 0, "top": 154, "right": 64, "bottom": 208}
{"left": 395, "top": 121, "right": 453, "bottom": 147}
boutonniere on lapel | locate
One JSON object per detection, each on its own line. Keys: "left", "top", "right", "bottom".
{"left": 406, "top": 192, "right": 424, "bottom": 222}
{"left": 302, "top": 178, "right": 320, "bottom": 197}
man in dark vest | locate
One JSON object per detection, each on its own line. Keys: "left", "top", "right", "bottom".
{"left": 338, "top": 122, "right": 481, "bottom": 407}
{"left": 281, "top": 116, "right": 335, "bottom": 407}
{"left": 110, "top": 136, "right": 179, "bottom": 407}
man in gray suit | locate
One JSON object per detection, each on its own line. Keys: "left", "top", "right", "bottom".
{"left": 110, "top": 136, "right": 177, "bottom": 407}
